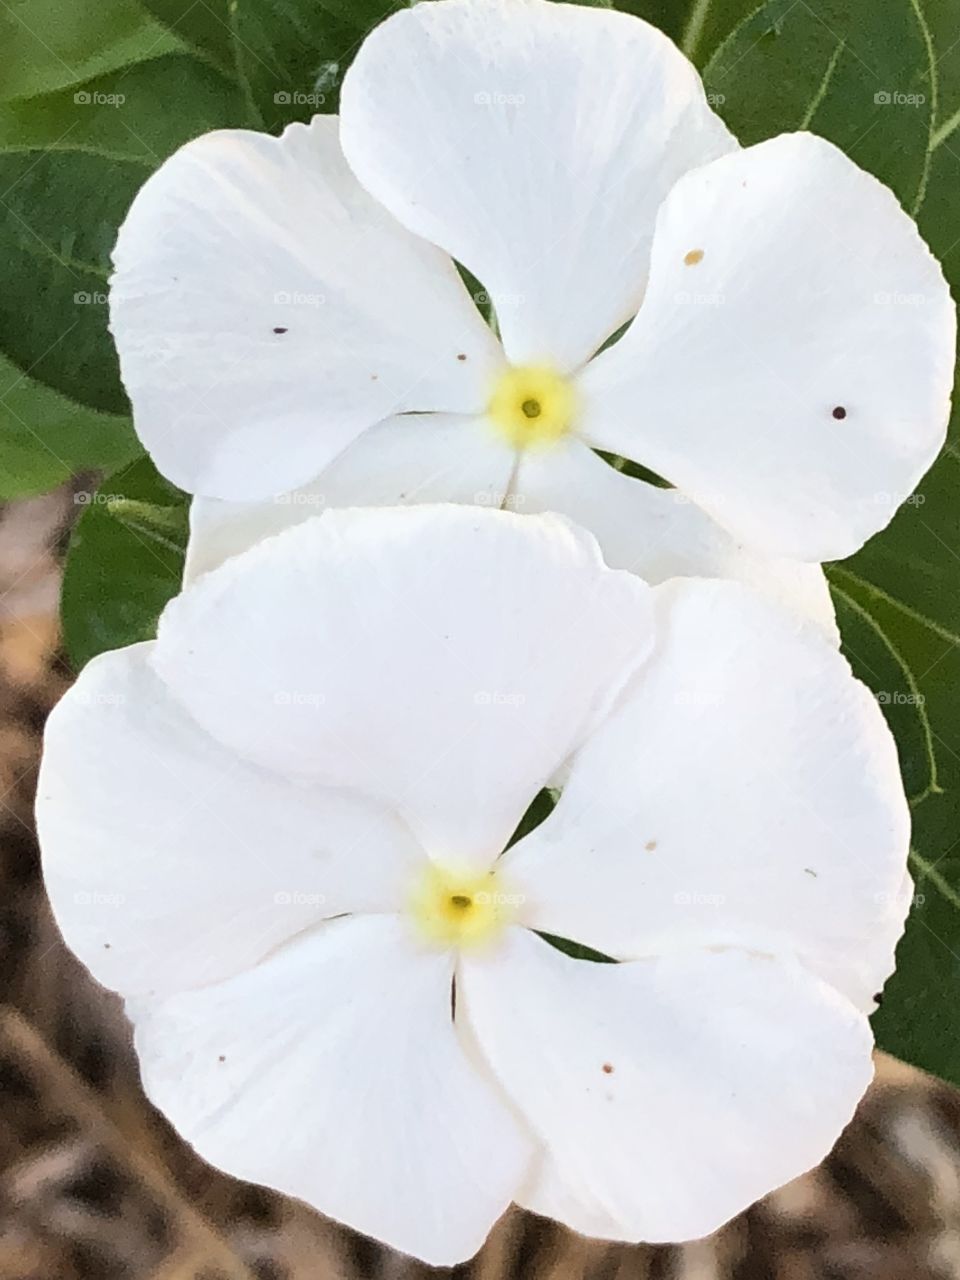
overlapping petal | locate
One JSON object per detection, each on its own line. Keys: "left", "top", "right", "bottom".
{"left": 153, "top": 506, "right": 656, "bottom": 864}
{"left": 135, "top": 915, "right": 532, "bottom": 1264}
{"left": 505, "top": 578, "right": 910, "bottom": 1010}
{"left": 38, "top": 644, "right": 424, "bottom": 998}
{"left": 340, "top": 0, "right": 735, "bottom": 371}
{"left": 460, "top": 928, "right": 872, "bottom": 1243}
{"left": 510, "top": 438, "right": 838, "bottom": 637}
{"left": 184, "top": 413, "right": 514, "bottom": 582}
{"left": 110, "top": 116, "right": 502, "bottom": 500}
{"left": 580, "top": 133, "right": 955, "bottom": 560}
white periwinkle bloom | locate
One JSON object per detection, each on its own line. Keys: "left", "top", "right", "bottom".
{"left": 40, "top": 506, "right": 910, "bottom": 1265}
{"left": 109, "top": 0, "right": 953, "bottom": 630}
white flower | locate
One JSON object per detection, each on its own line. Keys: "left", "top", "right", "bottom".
{"left": 110, "top": 0, "right": 953, "bottom": 631}
{"left": 39, "top": 506, "right": 910, "bottom": 1265}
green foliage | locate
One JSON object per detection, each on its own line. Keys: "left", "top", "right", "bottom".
{"left": 0, "top": 0, "right": 180, "bottom": 102}
{"left": 703, "top": 0, "right": 933, "bottom": 209}
{"left": 61, "top": 458, "right": 188, "bottom": 669}
{"left": 0, "top": 54, "right": 243, "bottom": 416}
{"left": 0, "top": 353, "right": 139, "bottom": 498}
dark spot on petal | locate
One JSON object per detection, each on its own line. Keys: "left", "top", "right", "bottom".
{"left": 457, "top": 353, "right": 468, "bottom": 361}
{"left": 832, "top": 405, "right": 847, "bottom": 420}
{"left": 273, "top": 327, "right": 288, "bottom": 335}
{"left": 218, "top": 1055, "right": 226, "bottom": 1063}
{"left": 804, "top": 868, "right": 818, "bottom": 878}
{"left": 602, "top": 1062, "right": 614, "bottom": 1074}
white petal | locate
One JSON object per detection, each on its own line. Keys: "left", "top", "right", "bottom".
{"left": 517, "top": 1153, "right": 628, "bottom": 1242}
{"left": 154, "top": 506, "right": 655, "bottom": 864}
{"left": 184, "top": 412, "right": 515, "bottom": 582}
{"left": 340, "top": 0, "right": 735, "bottom": 371}
{"left": 511, "top": 438, "right": 838, "bottom": 639}
{"left": 134, "top": 915, "right": 531, "bottom": 1264}
{"left": 580, "top": 133, "right": 956, "bottom": 559}
{"left": 110, "top": 116, "right": 503, "bottom": 500}
{"left": 459, "top": 928, "right": 873, "bottom": 1243}
{"left": 37, "top": 645, "right": 425, "bottom": 999}
{"left": 505, "top": 578, "right": 910, "bottom": 1010}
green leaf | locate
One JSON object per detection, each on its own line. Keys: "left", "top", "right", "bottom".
{"left": 61, "top": 458, "right": 187, "bottom": 670}
{"left": 703, "top": 0, "right": 934, "bottom": 210}
{"left": 0, "top": 146, "right": 148, "bottom": 413}
{"left": 0, "top": 352, "right": 140, "bottom": 498}
{"left": 138, "top": 0, "right": 389, "bottom": 126}
{"left": 0, "top": 54, "right": 243, "bottom": 415}
{"left": 613, "top": 0, "right": 755, "bottom": 63}
{"left": 922, "top": 0, "right": 960, "bottom": 126}
{"left": 0, "top": 52, "right": 244, "bottom": 154}
{"left": 0, "top": 0, "right": 180, "bottom": 103}
{"left": 139, "top": 0, "right": 630, "bottom": 130}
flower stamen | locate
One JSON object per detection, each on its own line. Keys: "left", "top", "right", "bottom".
{"left": 409, "top": 863, "right": 519, "bottom": 950}
{"left": 488, "top": 365, "right": 577, "bottom": 449}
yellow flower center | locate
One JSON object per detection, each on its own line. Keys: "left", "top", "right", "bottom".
{"left": 487, "top": 365, "right": 578, "bottom": 449}
{"left": 409, "top": 863, "right": 519, "bottom": 950}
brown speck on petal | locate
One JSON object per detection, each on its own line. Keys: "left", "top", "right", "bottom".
{"left": 273, "top": 327, "right": 288, "bottom": 335}
{"left": 684, "top": 249, "right": 704, "bottom": 266}
{"left": 457, "top": 353, "right": 467, "bottom": 361}
{"left": 602, "top": 1062, "right": 614, "bottom": 1074}
{"left": 645, "top": 840, "right": 657, "bottom": 851}
{"left": 832, "top": 405, "right": 847, "bottom": 420}
{"left": 218, "top": 1055, "right": 226, "bottom": 1063}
